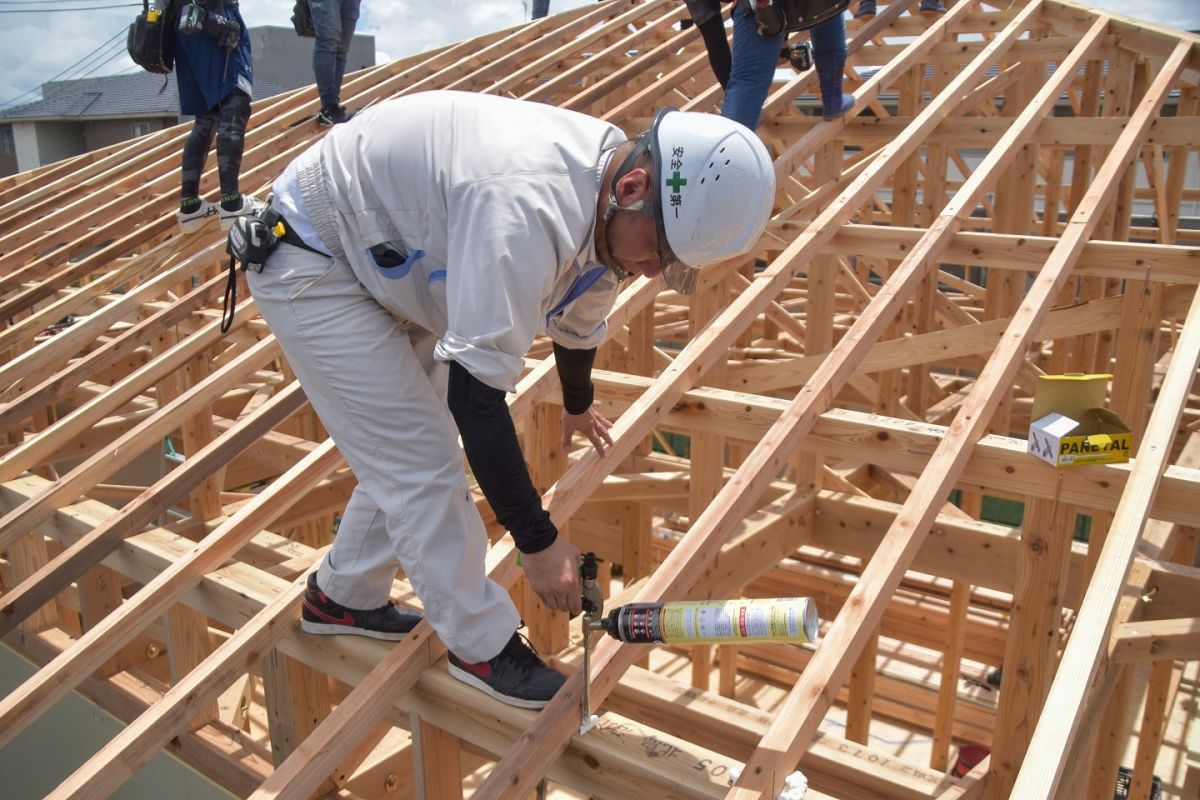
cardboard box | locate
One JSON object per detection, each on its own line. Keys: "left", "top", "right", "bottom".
{"left": 1027, "top": 374, "right": 1133, "bottom": 467}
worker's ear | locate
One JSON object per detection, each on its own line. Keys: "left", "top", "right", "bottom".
{"left": 614, "top": 167, "right": 652, "bottom": 207}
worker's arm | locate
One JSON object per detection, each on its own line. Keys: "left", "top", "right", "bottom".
{"left": 554, "top": 342, "right": 614, "bottom": 455}
{"left": 447, "top": 360, "right": 555, "bottom": 553}
{"left": 446, "top": 360, "right": 581, "bottom": 613}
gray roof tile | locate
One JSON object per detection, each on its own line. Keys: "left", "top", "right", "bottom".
{"left": 0, "top": 70, "right": 288, "bottom": 121}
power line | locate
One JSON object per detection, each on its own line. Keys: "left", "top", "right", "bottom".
{"left": 0, "top": 3, "right": 139, "bottom": 11}
{"left": 55, "top": 35, "right": 130, "bottom": 85}
{"left": 0, "top": 26, "right": 127, "bottom": 110}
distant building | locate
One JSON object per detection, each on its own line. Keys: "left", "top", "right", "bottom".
{"left": 0, "top": 26, "right": 374, "bottom": 177}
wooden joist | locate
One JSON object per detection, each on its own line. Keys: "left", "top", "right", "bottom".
{"left": 2, "top": 0, "right": 1198, "bottom": 797}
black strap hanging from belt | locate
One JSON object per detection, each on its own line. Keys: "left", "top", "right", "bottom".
{"left": 222, "top": 208, "right": 276, "bottom": 333}
{"left": 220, "top": 205, "right": 329, "bottom": 334}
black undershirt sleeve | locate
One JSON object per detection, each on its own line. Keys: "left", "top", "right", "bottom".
{"left": 553, "top": 342, "right": 597, "bottom": 415}
{"left": 446, "top": 360, "right": 557, "bottom": 554}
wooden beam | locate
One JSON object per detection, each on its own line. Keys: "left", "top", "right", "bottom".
{"left": 0, "top": 438, "right": 343, "bottom": 751}
{"left": 1111, "top": 618, "right": 1200, "bottom": 662}
{"left": 588, "top": 375, "right": 1200, "bottom": 528}
{"left": 242, "top": 544, "right": 520, "bottom": 800}
{"left": 0, "top": 384, "right": 307, "bottom": 596}
{"left": 42, "top": 575, "right": 308, "bottom": 800}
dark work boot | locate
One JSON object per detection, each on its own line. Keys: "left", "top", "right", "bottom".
{"left": 317, "top": 104, "right": 353, "bottom": 126}
{"left": 815, "top": 48, "right": 855, "bottom": 121}
{"left": 854, "top": 0, "right": 876, "bottom": 19}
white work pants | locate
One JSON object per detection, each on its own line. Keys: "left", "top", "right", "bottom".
{"left": 246, "top": 243, "right": 520, "bottom": 662}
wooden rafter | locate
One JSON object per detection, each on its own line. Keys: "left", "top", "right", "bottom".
{"left": 1, "top": 1, "right": 1198, "bottom": 798}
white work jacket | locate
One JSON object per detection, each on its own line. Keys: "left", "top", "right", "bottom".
{"left": 272, "top": 90, "right": 628, "bottom": 393}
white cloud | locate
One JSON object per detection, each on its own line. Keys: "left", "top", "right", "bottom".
{"left": 1, "top": 0, "right": 1196, "bottom": 111}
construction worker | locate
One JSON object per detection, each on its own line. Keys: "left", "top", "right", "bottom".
{"left": 685, "top": 0, "right": 856, "bottom": 128}
{"left": 242, "top": 90, "right": 775, "bottom": 709}
{"left": 308, "top": 0, "right": 360, "bottom": 124}
{"left": 169, "top": 0, "right": 264, "bottom": 232}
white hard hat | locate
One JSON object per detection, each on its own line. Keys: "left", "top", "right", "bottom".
{"left": 648, "top": 108, "right": 776, "bottom": 293}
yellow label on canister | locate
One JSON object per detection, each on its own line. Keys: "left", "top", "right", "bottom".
{"left": 657, "top": 598, "right": 818, "bottom": 644}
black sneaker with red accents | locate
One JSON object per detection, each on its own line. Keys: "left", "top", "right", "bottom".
{"left": 447, "top": 631, "right": 566, "bottom": 709}
{"left": 301, "top": 572, "right": 422, "bottom": 641}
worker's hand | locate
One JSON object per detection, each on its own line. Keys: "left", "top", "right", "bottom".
{"left": 560, "top": 403, "right": 614, "bottom": 456}
{"left": 521, "top": 537, "right": 583, "bottom": 616}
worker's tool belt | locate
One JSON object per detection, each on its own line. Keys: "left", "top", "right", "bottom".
{"left": 221, "top": 204, "right": 324, "bottom": 333}
{"left": 750, "top": 0, "right": 852, "bottom": 36}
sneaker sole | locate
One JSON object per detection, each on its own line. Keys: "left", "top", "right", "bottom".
{"left": 447, "top": 663, "right": 553, "bottom": 710}
{"left": 300, "top": 619, "right": 409, "bottom": 641}
{"left": 177, "top": 211, "right": 217, "bottom": 234}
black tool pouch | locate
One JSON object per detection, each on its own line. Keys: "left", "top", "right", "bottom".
{"left": 291, "top": 0, "right": 316, "bottom": 37}
{"left": 222, "top": 210, "right": 281, "bottom": 333}
{"left": 127, "top": 0, "right": 176, "bottom": 74}
{"left": 752, "top": 0, "right": 852, "bottom": 37}
{"left": 787, "top": 39, "right": 813, "bottom": 70}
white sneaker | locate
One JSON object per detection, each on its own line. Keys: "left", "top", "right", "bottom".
{"left": 176, "top": 199, "right": 218, "bottom": 233}
{"left": 218, "top": 194, "right": 267, "bottom": 231}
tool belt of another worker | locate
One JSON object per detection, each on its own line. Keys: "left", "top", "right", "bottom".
{"left": 221, "top": 201, "right": 324, "bottom": 333}
{"left": 749, "top": 0, "right": 852, "bottom": 36}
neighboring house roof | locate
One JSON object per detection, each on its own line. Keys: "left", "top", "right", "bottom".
{"left": 0, "top": 71, "right": 288, "bottom": 123}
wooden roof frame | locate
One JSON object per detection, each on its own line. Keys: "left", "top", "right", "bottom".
{"left": 1, "top": 1, "right": 1198, "bottom": 798}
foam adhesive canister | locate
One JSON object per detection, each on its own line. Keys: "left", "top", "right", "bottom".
{"left": 599, "top": 598, "right": 818, "bottom": 645}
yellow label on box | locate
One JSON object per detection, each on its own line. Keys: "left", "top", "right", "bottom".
{"left": 1056, "top": 432, "right": 1132, "bottom": 465}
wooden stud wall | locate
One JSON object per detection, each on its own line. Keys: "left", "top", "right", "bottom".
{"left": 0, "top": 1, "right": 1197, "bottom": 798}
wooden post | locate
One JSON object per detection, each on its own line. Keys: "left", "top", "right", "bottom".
{"left": 931, "top": 580, "right": 972, "bottom": 771}
{"left": 523, "top": 398, "right": 569, "bottom": 655}
{"left": 986, "top": 491, "right": 1075, "bottom": 800}
{"left": 263, "top": 648, "right": 336, "bottom": 795}
{"left": 8, "top": 530, "right": 58, "bottom": 632}
{"left": 844, "top": 625, "right": 878, "bottom": 744}
{"left": 1128, "top": 659, "right": 1175, "bottom": 800}
{"left": 164, "top": 604, "right": 218, "bottom": 729}
{"left": 412, "top": 714, "right": 464, "bottom": 800}
{"left": 77, "top": 564, "right": 141, "bottom": 678}
{"left": 688, "top": 264, "right": 728, "bottom": 691}
{"left": 1083, "top": 665, "right": 1138, "bottom": 800}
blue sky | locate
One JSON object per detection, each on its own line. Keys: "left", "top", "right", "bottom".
{"left": 1, "top": 0, "right": 1197, "bottom": 111}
